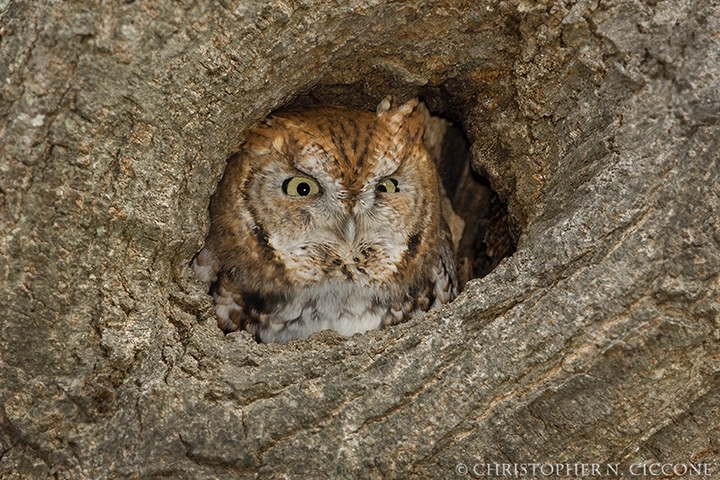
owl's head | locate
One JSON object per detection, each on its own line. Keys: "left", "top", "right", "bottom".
{"left": 208, "top": 98, "right": 445, "bottom": 294}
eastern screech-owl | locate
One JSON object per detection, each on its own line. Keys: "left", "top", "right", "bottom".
{"left": 193, "top": 97, "right": 458, "bottom": 343}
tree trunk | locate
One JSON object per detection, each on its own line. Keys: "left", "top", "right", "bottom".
{"left": 1, "top": 0, "right": 718, "bottom": 478}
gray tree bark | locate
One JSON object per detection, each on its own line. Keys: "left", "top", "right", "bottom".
{"left": 1, "top": 0, "right": 718, "bottom": 478}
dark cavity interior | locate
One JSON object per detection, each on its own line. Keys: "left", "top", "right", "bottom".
{"left": 433, "top": 121, "right": 515, "bottom": 289}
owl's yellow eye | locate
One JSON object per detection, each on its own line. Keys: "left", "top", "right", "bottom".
{"left": 282, "top": 176, "right": 320, "bottom": 197}
{"left": 377, "top": 178, "right": 399, "bottom": 193}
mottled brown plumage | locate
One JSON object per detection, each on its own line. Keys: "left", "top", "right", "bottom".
{"left": 193, "top": 98, "right": 458, "bottom": 343}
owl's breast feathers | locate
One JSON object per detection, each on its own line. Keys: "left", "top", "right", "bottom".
{"left": 202, "top": 250, "right": 457, "bottom": 344}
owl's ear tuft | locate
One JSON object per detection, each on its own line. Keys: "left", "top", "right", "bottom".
{"left": 246, "top": 120, "right": 293, "bottom": 157}
{"left": 376, "top": 97, "right": 421, "bottom": 121}
{"left": 377, "top": 97, "right": 424, "bottom": 138}
{"left": 376, "top": 96, "right": 393, "bottom": 116}
{"left": 386, "top": 98, "right": 425, "bottom": 142}
{"left": 246, "top": 122, "right": 275, "bottom": 156}
{"left": 394, "top": 98, "right": 420, "bottom": 119}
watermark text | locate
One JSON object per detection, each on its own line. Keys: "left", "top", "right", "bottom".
{"left": 454, "top": 462, "right": 717, "bottom": 477}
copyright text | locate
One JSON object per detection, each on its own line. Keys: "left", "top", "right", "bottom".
{"left": 454, "top": 462, "right": 717, "bottom": 477}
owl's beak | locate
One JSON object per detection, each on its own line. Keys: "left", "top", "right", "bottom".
{"left": 341, "top": 216, "right": 357, "bottom": 244}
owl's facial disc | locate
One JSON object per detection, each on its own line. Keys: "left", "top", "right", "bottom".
{"left": 261, "top": 155, "right": 416, "bottom": 284}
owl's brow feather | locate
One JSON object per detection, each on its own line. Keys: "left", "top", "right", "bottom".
{"left": 287, "top": 117, "right": 384, "bottom": 184}
{"left": 290, "top": 109, "right": 372, "bottom": 171}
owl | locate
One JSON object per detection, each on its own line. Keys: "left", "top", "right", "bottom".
{"left": 192, "top": 97, "right": 458, "bottom": 343}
